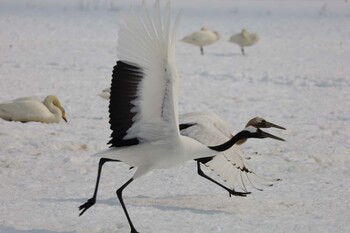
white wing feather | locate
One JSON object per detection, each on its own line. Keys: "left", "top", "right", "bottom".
{"left": 117, "top": 1, "right": 181, "bottom": 142}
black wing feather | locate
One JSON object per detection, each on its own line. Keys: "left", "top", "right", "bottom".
{"left": 108, "top": 61, "right": 143, "bottom": 147}
{"left": 179, "top": 123, "right": 196, "bottom": 131}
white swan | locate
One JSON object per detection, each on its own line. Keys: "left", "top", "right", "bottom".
{"left": 181, "top": 27, "right": 220, "bottom": 55}
{"left": 0, "top": 95, "right": 67, "bottom": 123}
{"left": 228, "top": 28, "right": 259, "bottom": 55}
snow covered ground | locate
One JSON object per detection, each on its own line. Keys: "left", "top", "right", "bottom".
{"left": 0, "top": 0, "right": 349, "bottom": 232}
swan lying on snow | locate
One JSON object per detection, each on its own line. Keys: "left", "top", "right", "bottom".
{"left": 181, "top": 27, "right": 220, "bottom": 55}
{"left": 0, "top": 95, "right": 67, "bottom": 123}
{"left": 228, "top": 28, "right": 259, "bottom": 55}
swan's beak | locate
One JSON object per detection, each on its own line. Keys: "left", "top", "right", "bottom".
{"left": 258, "top": 129, "right": 285, "bottom": 141}
{"left": 62, "top": 116, "right": 68, "bottom": 122}
{"left": 263, "top": 121, "right": 286, "bottom": 130}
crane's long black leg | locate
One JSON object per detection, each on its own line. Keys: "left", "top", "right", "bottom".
{"left": 196, "top": 161, "right": 250, "bottom": 197}
{"left": 200, "top": 46, "right": 204, "bottom": 55}
{"left": 241, "top": 47, "right": 245, "bottom": 55}
{"left": 116, "top": 178, "right": 138, "bottom": 233}
{"left": 79, "top": 158, "right": 120, "bottom": 216}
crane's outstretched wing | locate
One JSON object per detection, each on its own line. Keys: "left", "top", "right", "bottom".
{"left": 108, "top": 1, "right": 181, "bottom": 147}
{"left": 180, "top": 112, "right": 277, "bottom": 191}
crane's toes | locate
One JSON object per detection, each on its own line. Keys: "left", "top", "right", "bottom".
{"left": 79, "top": 198, "right": 96, "bottom": 216}
{"left": 229, "top": 190, "right": 251, "bottom": 197}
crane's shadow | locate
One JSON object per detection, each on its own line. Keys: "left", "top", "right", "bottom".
{"left": 0, "top": 226, "right": 76, "bottom": 233}
{"left": 41, "top": 195, "right": 231, "bottom": 215}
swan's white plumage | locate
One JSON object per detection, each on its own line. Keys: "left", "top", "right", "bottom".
{"left": 182, "top": 27, "right": 220, "bottom": 47}
{"left": 229, "top": 28, "right": 259, "bottom": 48}
{"left": 116, "top": 1, "right": 181, "bottom": 143}
{"left": 180, "top": 112, "right": 275, "bottom": 191}
{"left": 0, "top": 95, "right": 66, "bottom": 123}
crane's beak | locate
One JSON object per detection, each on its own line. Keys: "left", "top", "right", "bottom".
{"left": 263, "top": 121, "right": 286, "bottom": 130}
{"left": 62, "top": 116, "right": 68, "bottom": 122}
{"left": 258, "top": 129, "right": 285, "bottom": 141}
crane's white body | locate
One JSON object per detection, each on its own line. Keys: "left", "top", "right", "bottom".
{"left": 98, "top": 136, "right": 216, "bottom": 178}
{"left": 0, "top": 95, "right": 66, "bottom": 123}
{"left": 229, "top": 29, "right": 259, "bottom": 48}
{"left": 97, "top": 91, "right": 277, "bottom": 188}
{"left": 182, "top": 28, "right": 220, "bottom": 47}
{"left": 96, "top": 87, "right": 275, "bottom": 188}
{"left": 180, "top": 112, "right": 275, "bottom": 191}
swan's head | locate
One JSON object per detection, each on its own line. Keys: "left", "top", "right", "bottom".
{"left": 46, "top": 95, "right": 67, "bottom": 122}
{"left": 213, "top": 31, "right": 221, "bottom": 40}
{"left": 250, "top": 33, "right": 259, "bottom": 43}
{"left": 241, "top": 28, "right": 248, "bottom": 34}
{"left": 59, "top": 106, "right": 67, "bottom": 122}
{"left": 201, "top": 26, "right": 209, "bottom": 31}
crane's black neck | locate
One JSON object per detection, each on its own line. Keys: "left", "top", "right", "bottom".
{"left": 208, "top": 130, "right": 250, "bottom": 152}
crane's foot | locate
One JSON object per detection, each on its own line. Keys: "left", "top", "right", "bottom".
{"left": 79, "top": 197, "right": 96, "bottom": 216}
{"left": 228, "top": 189, "right": 251, "bottom": 197}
